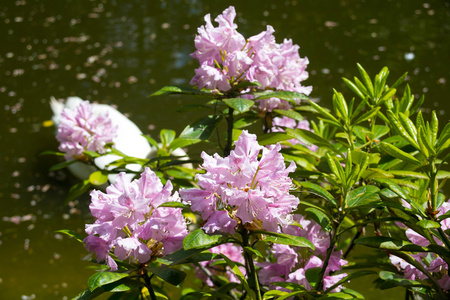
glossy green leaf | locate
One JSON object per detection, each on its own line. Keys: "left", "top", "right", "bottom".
{"left": 386, "top": 110, "right": 419, "bottom": 149}
{"left": 332, "top": 89, "right": 348, "bottom": 119}
{"left": 252, "top": 230, "right": 315, "bottom": 250}
{"left": 356, "top": 63, "right": 374, "bottom": 97}
{"left": 179, "top": 115, "right": 223, "bottom": 140}
{"left": 378, "top": 271, "right": 427, "bottom": 289}
{"left": 40, "top": 150, "right": 66, "bottom": 156}
{"left": 254, "top": 90, "right": 308, "bottom": 104}
{"left": 273, "top": 109, "right": 304, "bottom": 121}
{"left": 219, "top": 254, "right": 257, "bottom": 300}
{"left": 244, "top": 246, "right": 264, "bottom": 259}
{"left": 158, "top": 201, "right": 189, "bottom": 209}
{"left": 82, "top": 151, "right": 101, "bottom": 159}
{"left": 73, "top": 288, "right": 104, "bottom": 300}
{"left": 49, "top": 159, "right": 77, "bottom": 171}
{"left": 305, "top": 207, "right": 332, "bottom": 231}
{"left": 182, "top": 229, "right": 222, "bottom": 250}
{"left": 346, "top": 185, "right": 380, "bottom": 209}
{"left": 418, "top": 126, "right": 436, "bottom": 156}
{"left": 55, "top": 229, "right": 84, "bottom": 243}
{"left": 390, "top": 72, "right": 408, "bottom": 89}
{"left": 148, "top": 267, "right": 187, "bottom": 286}
{"left": 297, "top": 181, "right": 336, "bottom": 205}
{"left": 387, "top": 170, "right": 427, "bottom": 179}
{"left": 87, "top": 272, "right": 129, "bottom": 292}
{"left": 354, "top": 107, "right": 380, "bottom": 125}
{"left": 169, "top": 138, "right": 201, "bottom": 150}
{"left": 257, "top": 132, "right": 291, "bottom": 146}
{"left": 324, "top": 270, "right": 377, "bottom": 294}
{"left": 89, "top": 171, "right": 109, "bottom": 186}
{"left": 436, "top": 122, "right": 450, "bottom": 151}
{"left": 342, "top": 77, "right": 365, "bottom": 99}
{"left": 416, "top": 220, "right": 440, "bottom": 229}
{"left": 222, "top": 98, "right": 254, "bottom": 114}
{"left": 65, "top": 179, "right": 91, "bottom": 205}
{"left": 160, "top": 129, "right": 176, "bottom": 147}
{"left": 309, "top": 100, "right": 340, "bottom": 124}
{"left": 379, "top": 142, "right": 421, "bottom": 165}
{"left": 286, "top": 128, "right": 341, "bottom": 155}
{"left": 354, "top": 236, "right": 428, "bottom": 252}
{"left": 150, "top": 85, "right": 213, "bottom": 96}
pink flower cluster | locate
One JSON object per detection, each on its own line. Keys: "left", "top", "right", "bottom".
{"left": 84, "top": 167, "right": 188, "bottom": 270}
{"left": 196, "top": 243, "right": 246, "bottom": 287}
{"left": 56, "top": 100, "right": 117, "bottom": 160}
{"left": 389, "top": 201, "right": 450, "bottom": 290}
{"left": 180, "top": 130, "right": 299, "bottom": 234}
{"left": 271, "top": 116, "right": 319, "bottom": 152}
{"left": 258, "top": 215, "right": 347, "bottom": 292}
{"left": 190, "top": 6, "right": 311, "bottom": 109}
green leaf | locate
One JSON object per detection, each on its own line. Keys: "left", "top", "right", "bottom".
{"left": 273, "top": 109, "right": 303, "bottom": 122}
{"left": 160, "top": 129, "right": 176, "bottom": 147}
{"left": 354, "top": 236, "right": 428, "bottom": 252}
{"left": 342, "top": 77, "right": 365, "bottom": 99}
{"left": 143, "top": 134, "right": 160, "bottom": 149}
{"left": 297, "top": 181, "right": 336, "bottom": 205}
{"left": 148, "top": 267, "right": 187, "bottom": 286}
{"left": 65, "top": 179, "right": 91, "bottom": 205}
{"left": 182, "top": 229, "right": 222, "bottom": 250}
{"left": 436, "top": 122, "right": 450, "bottom": 151}
{"left": 416, "top": 220, "right": 440, "bottom": 229}
{"left": 305, "top": 267, "right": 321, "bottom": 288}
{"left": 83, "top": 151, "right": 101, "bottom": 159}
{"left": 222, "top": 98, "right": 254, "bottom": 114}
{"left": 169, "top": 138, "right": 201, "bottom": 150}
{"left": 257, "top": 132, "right": 291, "bottom": 146}
{"left": 252, "top": 230, "right": 315, "bottom": 250}
{"left": 308, "top": 100, "right": 340, "bottom": 124}
{"left": 263, "top": 290, "right": 290, "bottom": 299}
{"left": 353, "top": 107, "right": 380, "bottom": 125}
{"left": 323, "top": 270, "right": 377, "bottom": 294}
{"left": 158, "top": 201, "right": 189, "bottom": 209}
{"left": 379, "top": 142, "right": 421, "bottom": 165}
{"left": 254, "top": 90, "right": 308, "bottom": 104}
{"left": 89, "top": 171, "right": 109, "bottom": 186}
{"left": 378, "top": 271, "right": 427, "bottom": 289}
{"left": 286, "top": 128, "right": 341, "bottom": 155}
{"left": 49, "top": 159, "right": 77, "bottom": 171}
{"left": 179, "top": 115, "right": 223, "bottom": 140}
{"left": 40, "top": 150, "right": 66, "bottom": 156}
{"left": 55, "top": 229, "right": 84, "bottom": 243}
{"left": 150, "top": 85, "right": 214, "bottom": 96}
{"left": 72, "top": 288, "right": 104, "bottom": 300}
{"left": 386, "top": 110, "right": 419, "bottom": 149}
{"left": 244, "top": 246, "right": 264, "bottom": 259}
{"left": 356, "top": 63, "right": 374, "bottom": 97}
{"left": 387, "top": 170, "right": 427, "bottom": 179}
{"left": 219, "top": 254, "right": 257, "bottom": 300}
{"left": 346, "top": 185, "right": 380, "bottom": 209}
{"left": 305, "top": 208, "right": 332, "bottom": 231}
{"left": 87, "top": 272, "right": 130, "bottom": 292}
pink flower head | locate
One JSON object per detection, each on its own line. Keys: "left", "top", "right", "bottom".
{"left": 180, "top": 130, "right": 298, "bottom": 233}
{"left": 84, "top": 167, "right": 188, "bottom": 270}
{"left": 56, "top": 100, "right": 117, "bottom": 160}
{"left": 190, "top": 6, "right": 312, "bottom": 100}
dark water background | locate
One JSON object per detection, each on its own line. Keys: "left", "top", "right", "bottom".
{"left": 0, "top": 0, "right": 449, "bottom": 299}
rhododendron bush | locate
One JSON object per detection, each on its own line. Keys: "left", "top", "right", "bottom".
{"left": 52, "top": 6, "right": 450, "bottom": 300}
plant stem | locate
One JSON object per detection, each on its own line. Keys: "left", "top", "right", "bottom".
{"left": 343, "top": 229, "right": 362, "bottom": 259}
{"left": 241, "top": 228, "right": 262, "bottom": 300}
{"left": 316, "top": 230, "right": 336, "bottom": 292}
{"left": 142, "top": 269, "right": 157, "bottom": 300}
{"left": 224, "top": 107, "right": 234, "bottom": 156}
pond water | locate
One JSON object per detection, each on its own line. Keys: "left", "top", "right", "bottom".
{"left": 1, "top": 0, "right": 449, "bottom": 299}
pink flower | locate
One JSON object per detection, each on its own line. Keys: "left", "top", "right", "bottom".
{"left": 56, "top": 100, "right": 117, "bottom": 160}
{"left": 180, "top": 130, "right": 299, "bottom": 233}
{"left": 189, "top": 6, "right": 312, "bottom": 102}
{"left": 84, "top": 167, "right": 188, "bottom": 270}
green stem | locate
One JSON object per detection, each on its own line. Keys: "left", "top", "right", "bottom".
{"left": 224, "top": 107, "right": 234, "bottom": 156}
{"left": 241, "top": 229, "right": 262, "bottom": 300}
{"left": 316, "top": 230, "right": 337, "bottom": 291}
{"left": 142, "top": 269, "right": 157, "bottom": 300}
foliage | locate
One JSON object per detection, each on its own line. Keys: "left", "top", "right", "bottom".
{"left": 49, "top": 6, "right": 450, "bottom": 300}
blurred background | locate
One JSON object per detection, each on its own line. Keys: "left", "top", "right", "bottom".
{"left": 0, "top": 0, "right": 449, "bottom": 299}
